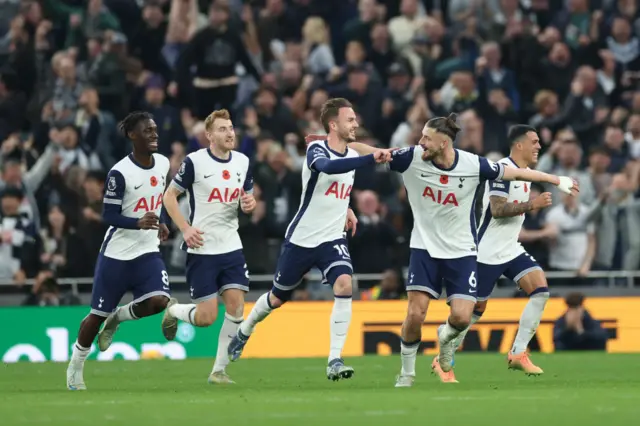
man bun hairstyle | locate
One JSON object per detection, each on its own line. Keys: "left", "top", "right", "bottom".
{"left": 426, "top": 113, "right": 461, "bottom": 141}
{"left": 118, "top": 111, "right": 153, "bottom": 138}
{"left": 204, "top": 109, "right": 231, "bottom": 131}
{"left": 508, "top": 124, "right": 537, "bottom": 145}
{"left": 320, "top": 98, "right": 353, "bottom": 133}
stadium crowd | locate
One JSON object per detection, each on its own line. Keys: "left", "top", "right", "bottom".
{"left": 1, "top": 0, "right": 640, "bottom": 302}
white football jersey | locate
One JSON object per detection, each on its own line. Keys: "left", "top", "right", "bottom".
{"left": 102, "top": 153, "right": 170, "bottom": 260}
{"left": 390, "top": 146, "right": 504, "bottom": 259}
{"left": 286, "top": 141, "right": 358, "bottom": 247}
{"left": 171, "top": 148, "right": 252, "bottom": 255}
{"left": 477, "top": 157, "right": 529, "bottom": 264}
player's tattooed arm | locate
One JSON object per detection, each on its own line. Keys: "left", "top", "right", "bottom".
{"left": 489, "top": 195, "right": 534, "bottom": 218}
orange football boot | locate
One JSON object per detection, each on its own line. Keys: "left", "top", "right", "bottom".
{"left": 507, "top": 351, "right": 543, "bottom": 376}
{"left": 431, "top": 356, "right": 459, "bottom": 383}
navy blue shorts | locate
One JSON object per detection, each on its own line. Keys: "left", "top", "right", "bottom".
{"left": 185, "top": 249, "right": 250, "bottom": 303}
{"left": 271, "top": 239, "right": 353, "bottom": 301}
{"left": 406, "top": 248, "right": 478, "bottom": 303}
{"left": 477, "top": 252, "right": 542, "bottom": 301}
{"left": 91, "top": 252, "right": 170, "bottom": 317}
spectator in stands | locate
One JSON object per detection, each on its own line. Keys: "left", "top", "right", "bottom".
{"left": 140, "top": 74, "right": 186, "bottom": 156}
{"left": 22, "top": 271, "right": 81, "bottom": 306}
{"left": 350, "top": 190, "right": 400, "bottom": 274}
{"left": 0, "top": 140, "right": 60, "bottom": 228}
{"left": 545, "top": 192, "right": 597, "bottom": 283}
{"left": 553, "top": 292, "right": 608, "bottom": 351}
{"left": 39, "top": 205, "right": 88, "bottom": 278}
{"left": 75, "top": 86, "right": 120, "bottom": 170}
{"left": 361, "top": 268, "right": 405, "bottom": 300}
{"left": 537, "top": 135, "right": 597, "bottom": 206}
{"left": 302, "top": 16, "right": 335, "bottom": 76}
{"left": 0, "top": 186, "right": 38, "bottom": 283}
{"left": 0, "top": 70, "right": 27, "bottom": 142}
{"left": 177, "top": 1, "right": 261, "bottom": 120}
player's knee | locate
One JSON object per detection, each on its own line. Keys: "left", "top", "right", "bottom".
{"left": 406, "top": 301, "right": 428, "bottom": 325}
{"left": 449, "top": 304, "right": 473, "bottom": 329}
{"left": 268, "top": 291, "right": 285, "bottom": 308}
{"left": 195, "top": 299, "right": 218, "bottom": 326}
{"left": 145, "top": 295, "right": 170, "bottom": 315}
{"left": 222, "top": 290, "right": 245, "bottom": 317}
{"left": 333, "top": 275, "right": 352, "bottom": 296}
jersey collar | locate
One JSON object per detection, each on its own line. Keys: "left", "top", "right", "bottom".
{"left": 207, "top": 148, "right": 232, "bottom": 163}
{"left": 324, "top": 140, "right": 348, "bottom": 158}
{"left": 431, "top": 149, "right": 459, "bottom": 172}
{"left": 128, "top": 153, "right": 155, "bottom": 170}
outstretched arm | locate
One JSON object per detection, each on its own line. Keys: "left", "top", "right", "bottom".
{"left": 312, "top": 155, "right": 376, "bottom": 174}
{"left": 479, "top": 157, "right": 579, "bottom": 196}
{"left": 307, "top": 144, "right": 386, "bottom": 174}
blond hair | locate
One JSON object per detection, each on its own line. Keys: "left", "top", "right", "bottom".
{"left": 534, "top": 90, "right": 557, "bottom": 110}
{"left": 303, "top": 17, "right": 329, "bottom": 44}
{"left": 204, "top": 109, "right": 231, "bottom": 131}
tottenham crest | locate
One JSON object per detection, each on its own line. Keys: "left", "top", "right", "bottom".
{"left": 108, "top": 176, "right": 117, "bottom": 191}
{"left": 179, "top": 162, "right": 186, "bottom": 175}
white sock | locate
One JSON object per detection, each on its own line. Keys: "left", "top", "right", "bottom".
{"left": 439, "top": 320, "right": 464, "bottom": 344}
{"left": 115, "top": 302, "right": 138, "bottom": 323}
{"left": 328, "top": 296, "right": 352, "bottom": 362}
{"left": 169, "top": 303, "right": 197, "bottom": 325}
{"left": 452, "top": 311, "right": 483, "bottom": 350}
{"left": 212, "top": 313, "right": 243, "bottom": 373}
{"left": 400, "top": 339, "right": 420, "bottom": 376}
{"left": 69, "top": 341, "right": 90, "bottom": 368}
{"left": 511, "top": 290, "right": 549, "bottom": 354}
{"left": 239, "top": 292, "right": 273, "bottom": 336}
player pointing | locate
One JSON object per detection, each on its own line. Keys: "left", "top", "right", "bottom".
{"left": 228, "top": 98, "right": 390, "bottom": 380}
{"left": 431, "top": 125, "right": 555, "bottom": 382}
{"left": 66, "top": 111, "right": 172, "bottom": 390}
{"left": 161, "top": 109, "right": 255, "bottom": 384}
{"left": 342, "top": 113, "right": 577, "bottom": 386}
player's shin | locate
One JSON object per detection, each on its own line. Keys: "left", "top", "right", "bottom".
{"left": 511, "top": 287, "right": 549, "bottom": 354}
{"left": 400, "top": 338, "right": 420, "bottom": 377}
{"left": 115, "top": 302, "right": 139, "bottom": 323}
{"left": 168, "top": 303, "right": 198, "bottom": 325}
{"left": 70, "top": 341, "right": 91, "bottom": 367}
{"left": 328, "top": 295, "right": 352, "bottom": 362}
{"left": 239, "top": 292, "right": 274, "bottom": 336}
{"left": 212, "top": 312, "right": 243, "bottom": 374}
{"left": 399, "top": 293, "right": 428, "bottom": 379}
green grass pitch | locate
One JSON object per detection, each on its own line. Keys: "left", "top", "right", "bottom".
{"left": 3, "top": 353, "right": 639, "bottom": 426}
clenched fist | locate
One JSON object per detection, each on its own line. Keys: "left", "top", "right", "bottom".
{"left": 137, "top": 212, "right": 159, "bottom": 230}
{"left": 532, "top": 192, "right": 553, "bottom": 210}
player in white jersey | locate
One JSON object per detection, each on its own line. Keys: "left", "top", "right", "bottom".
{"left": 342, "top": 113, "right": 578, "bottom": 386}
{"left": 66, "top": 112, "right": 172, "bottom": 390}
{"left": 430, "top": 125, "right": 554, "bottom": 382}
{"left": 160, "top": 109, "right": 255, "bottom": 384}
{"left": 228, "top": 98, "right": 390, "bottom": 380}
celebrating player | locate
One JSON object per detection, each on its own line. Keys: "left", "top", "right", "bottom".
{"left": 227, "top": 98, "right": 390, "bottom": 380}
{"left": 66, "top": 112, "right": 172, "bottom": 390}
{"left": 343, "top": 113, "right": 577, "bottom": 386}
{"left": 161, "top": 109, "right": 255, "bottom": 384}
{"left": 431, "top": 125, "right": 554, "bottom": 382}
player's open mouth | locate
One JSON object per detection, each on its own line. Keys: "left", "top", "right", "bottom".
{"left": 149, "top": 141, "right": 158, "bottom": 148}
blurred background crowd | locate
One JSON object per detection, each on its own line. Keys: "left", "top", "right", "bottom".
{"left": 1, "top": 0, "right": 640, "bottom": 305}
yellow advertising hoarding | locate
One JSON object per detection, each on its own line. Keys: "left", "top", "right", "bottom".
{"left": 241, "top": 297, "right": 640, "bottom": 358}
